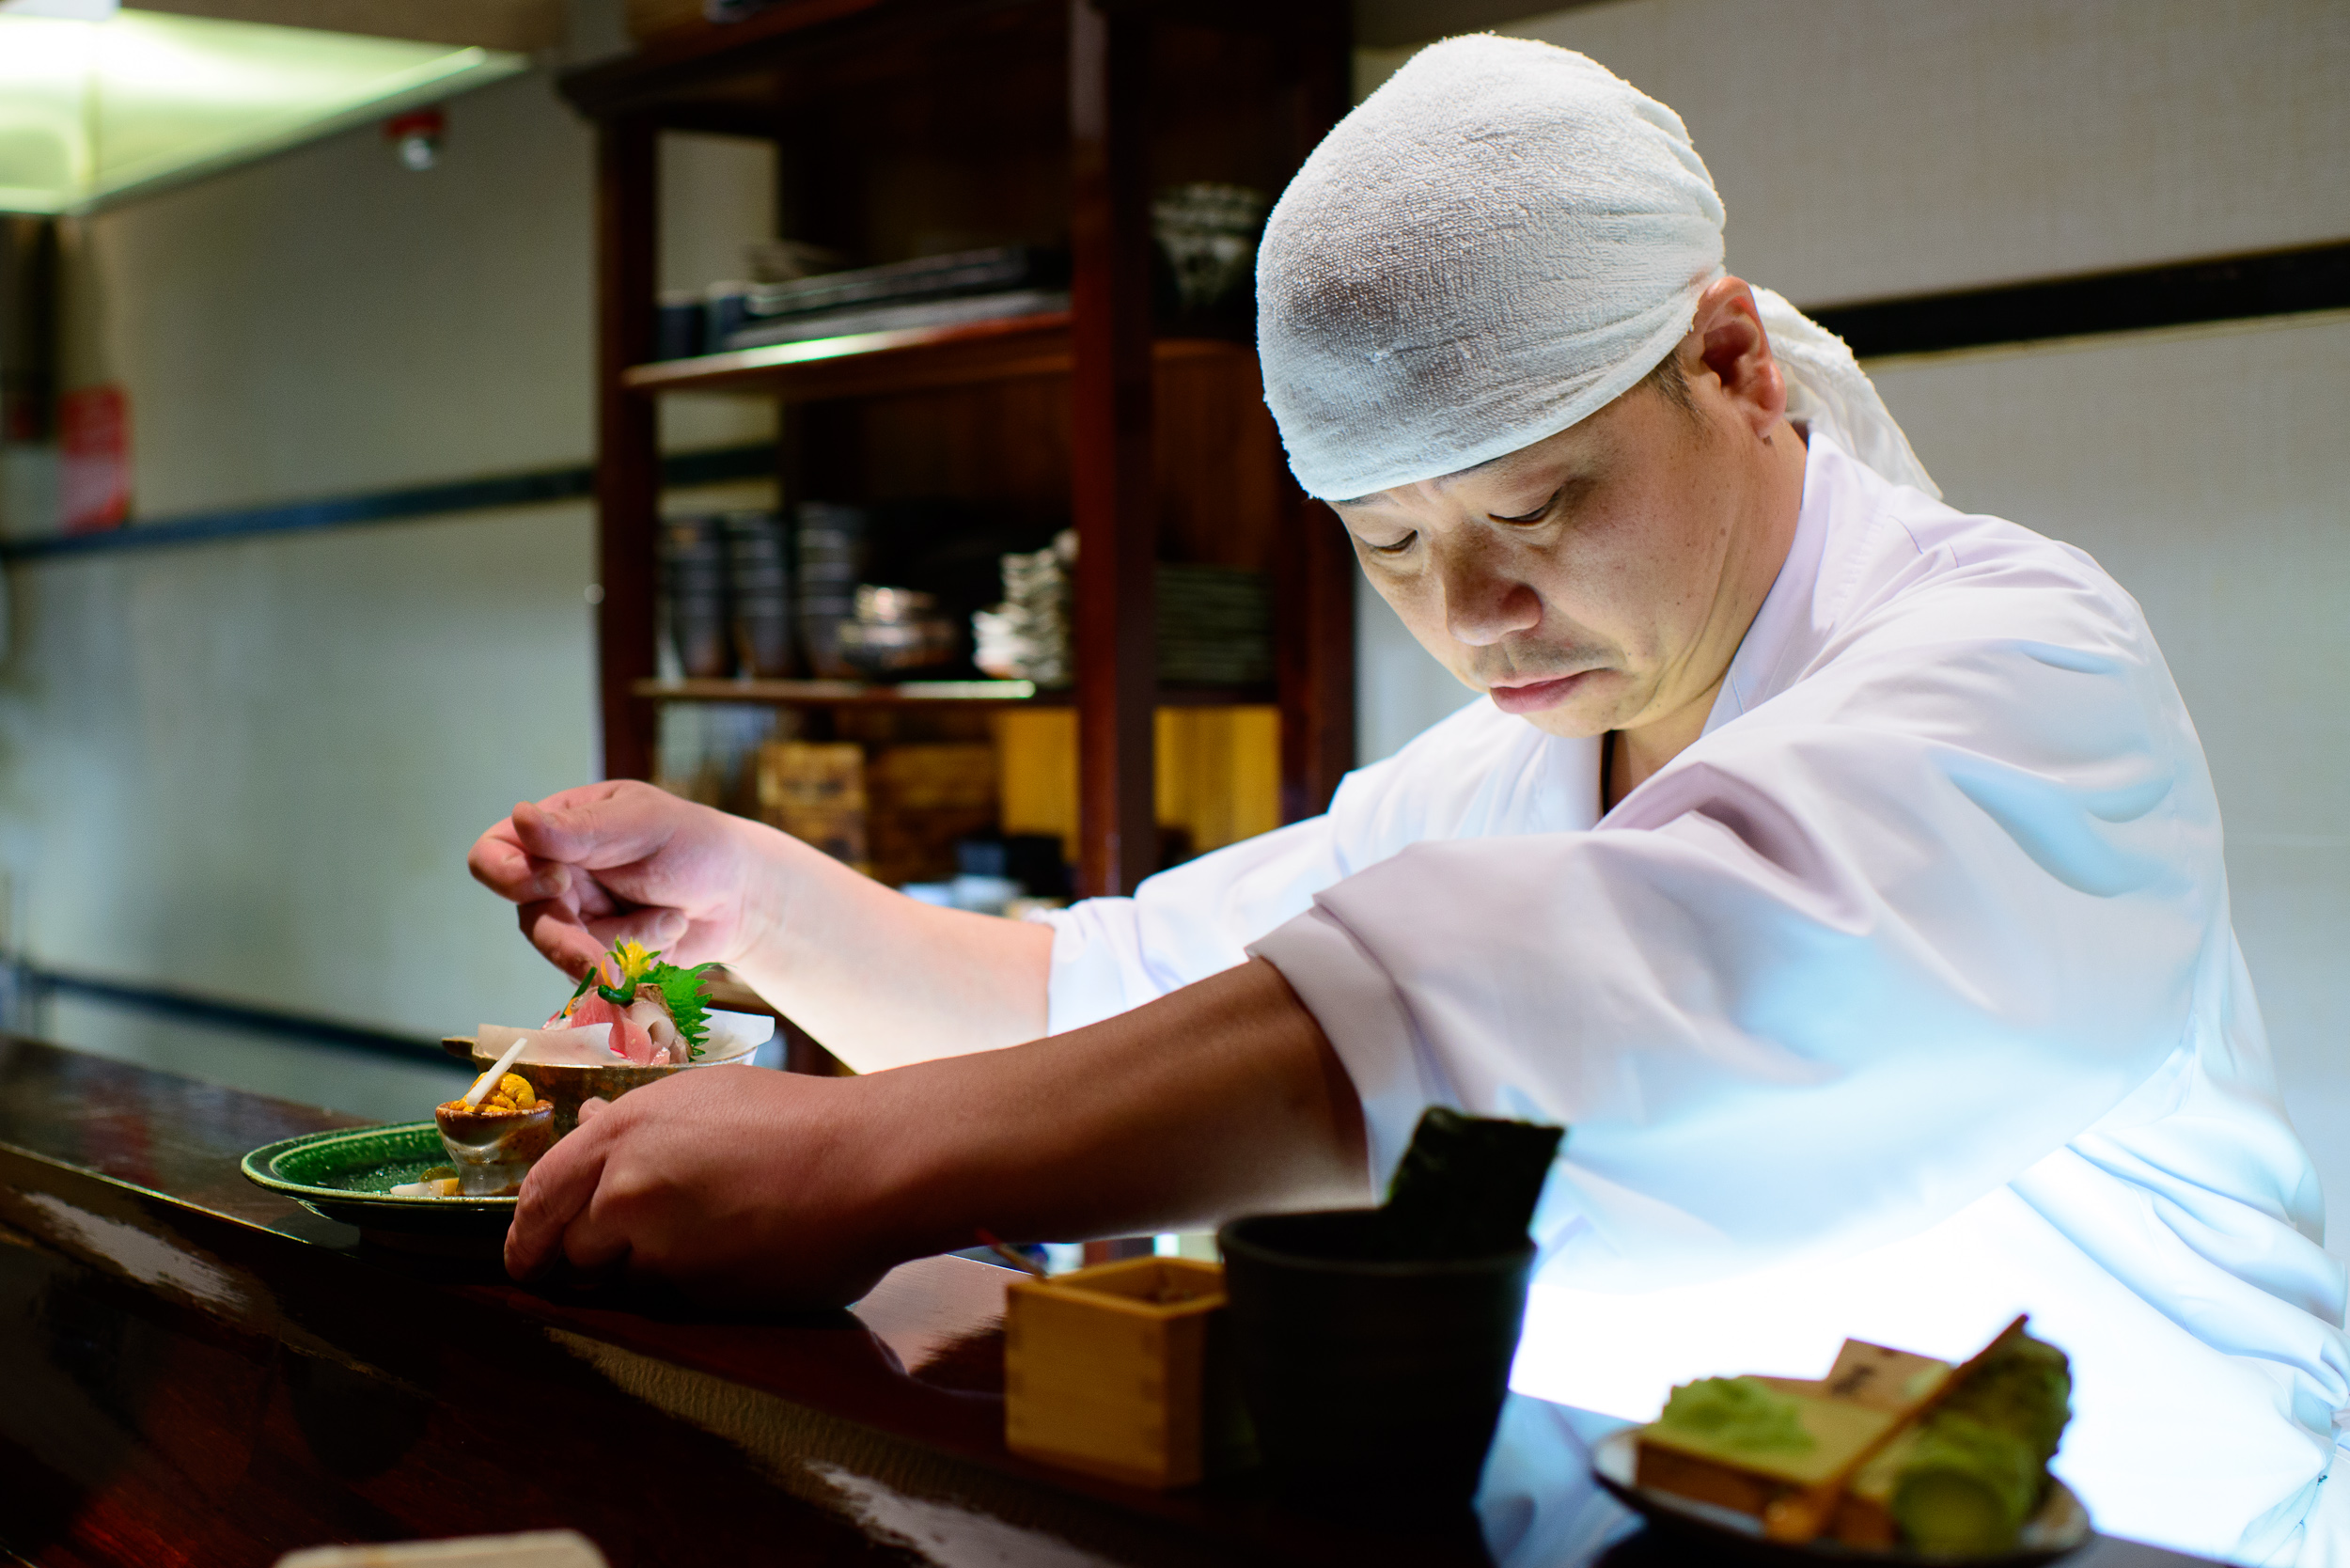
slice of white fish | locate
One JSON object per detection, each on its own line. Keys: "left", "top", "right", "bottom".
{"left": 694, "top": 1008, "right": 775, "bottom": 1063}
{"left": 474, "top": 1023, "right": 627, "bottom": 1066}
{"left": 468, "top": 1008, "right": 774, "bottom": 1069}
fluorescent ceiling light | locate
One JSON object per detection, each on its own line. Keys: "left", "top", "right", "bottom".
{"left": 0, "top": 7, "right": 525, "bottom": 214}
{"left": 1, "top": 0, "right": 120, "bottom": 20}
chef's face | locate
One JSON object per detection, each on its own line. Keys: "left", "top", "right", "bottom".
{"left": 1329, "top": 285, "right": 1793, "bottom": 743}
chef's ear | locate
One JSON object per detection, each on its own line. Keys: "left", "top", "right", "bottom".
{"left": 1691, "top": 276, "right": 1788, "bottom": 440}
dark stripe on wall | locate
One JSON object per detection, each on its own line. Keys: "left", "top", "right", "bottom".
{"left": 4, "top": 243, "right": 2343, "bottom": 565}
{"left": 1812, "top": 240, "right": 2350, "bottom": 360}
{"left": 0, "top": 441, "right": 776, "bottom": 564}
{"left": 27, "top": 965, "right": 450, "bottom": 1063}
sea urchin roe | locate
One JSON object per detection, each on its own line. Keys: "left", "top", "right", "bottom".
{"left": 1655, "top": 1377, "right": 1816, "bottom": 1455}
{"left": 439, "top": 1073, "right": 540, "bottom": 1118}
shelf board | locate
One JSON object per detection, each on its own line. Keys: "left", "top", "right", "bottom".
{"left": 635, "top": 677, "right": 1275, "bottom": 708}
{"left": 622, "top": 315, "right": 1251, "bottom": 401}
{"left": 640, "top": 677, "right": 1056, "bottom": 705}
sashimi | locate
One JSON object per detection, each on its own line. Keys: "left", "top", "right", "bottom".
{"left": 558, "top": 990, "right": 655, "bottom": 1063}
{"left": 475, "top": 1024, "right": 622, "bottom": 1067}
{"left": 540, "top": 940, "right": 721, "bottom": 1062}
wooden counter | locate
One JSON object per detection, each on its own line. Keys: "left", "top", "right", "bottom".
{"left": 0, "top": 1039, "right": 2220, "bottom": 1568}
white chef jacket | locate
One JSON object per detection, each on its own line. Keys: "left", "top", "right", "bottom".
{"left": 1038, "top": 433, "right": 2350, "bottom": 1562}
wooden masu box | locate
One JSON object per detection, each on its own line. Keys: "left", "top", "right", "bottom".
{"left": 1004, "top": 1257, "right": 1248, "bottom": 1489}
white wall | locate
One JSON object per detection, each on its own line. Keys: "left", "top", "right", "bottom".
{"left": 0, "top": 68, "right": 776, "bottom": 1119}
{"left": 62, "top": 71, "right": 597, "bottom": 511}
{"left": 1356, "top": 0, "right": 2350, "bottom": 306}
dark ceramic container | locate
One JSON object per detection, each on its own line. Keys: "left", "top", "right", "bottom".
{"left": 1216, "top": 1209, "right": 1534, "bottom": 1514}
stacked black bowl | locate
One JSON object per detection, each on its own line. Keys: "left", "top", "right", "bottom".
{"left": 723, "top": 511, "right": 795, "bottom": 678}
{"left": 660, "top": 516, "right": 729, "bottom": 678}
{"left": 794, "top": 502, "right": 868, "bottom": 680}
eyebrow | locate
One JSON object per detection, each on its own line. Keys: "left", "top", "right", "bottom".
{"left": 1328, "top": 449, "right": 1526, "bottom": 510}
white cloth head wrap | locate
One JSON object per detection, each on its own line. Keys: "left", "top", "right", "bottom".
{"left": 1257, "top": 35, "right": 1937, "bottom": 501}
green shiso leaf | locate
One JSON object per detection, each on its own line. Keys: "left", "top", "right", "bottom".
{"left": 560, "top": 947, "right": 722, "bottom": 1060}
{"left": 646, "top": 960, "right": 719, "bottom": 1057}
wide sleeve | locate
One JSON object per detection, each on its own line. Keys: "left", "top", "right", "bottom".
{"left": 1251, "top": 573, "right": 2223, "bottom": 1292}
{"left": 1034, "top": 695, "right": 1559, "bottom": 1034}
{"left": 1036, "top": 813, "right": 1351, "bottom": 1034}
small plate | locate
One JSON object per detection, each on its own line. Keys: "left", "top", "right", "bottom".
{"left": 242, "top": 1121, "right": 516, "bottom": 1247}
{"left": 1590, "top": 1428, "right": 2092, "bottom": 1567}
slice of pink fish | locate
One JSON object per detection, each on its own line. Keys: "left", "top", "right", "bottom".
{"left": 558, "top": 992, "right": 656, "bottom": 1064}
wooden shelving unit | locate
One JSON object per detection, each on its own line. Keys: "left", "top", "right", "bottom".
{"left": 562, "top": 0, "right": 1354, "bottom": 896}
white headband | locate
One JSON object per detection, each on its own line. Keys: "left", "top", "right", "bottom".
{"left": 1257, "top": 35, "right": 1937, "bottom": 502}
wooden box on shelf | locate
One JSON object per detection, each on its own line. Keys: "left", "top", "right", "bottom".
{"left": 1004, "top": 1256, "right": 1244, "bottom": 1489}
{"left": 757, "top": 740, "right": 868, "bottom": 867}
{"left": 866, "top": 741, "right": 996, "bottom": 886}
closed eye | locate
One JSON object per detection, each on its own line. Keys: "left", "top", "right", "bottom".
{"left": 1368, "top": 531, "right": 1417, "bottom": 556}
{"left": 1489, "top": 488, "right": 1562, "bottom": 525}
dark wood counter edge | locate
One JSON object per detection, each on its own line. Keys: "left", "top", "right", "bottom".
{"left": 0, "top": 1040, "right": 1484, "bottom": 1566}
{"left": 0, "top": 1042, "right": 2227, "bottom": 1568}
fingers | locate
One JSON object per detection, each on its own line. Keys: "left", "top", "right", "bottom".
{"left": 506, "top": 1110, "right": 614, "bottom": 1280}
{"left": 558, "top": 1199, "right": 638, "bottom": 1279}
{"left": 471, "top": 818, "right": 577, "bottom": 908}
{"left": 520, "top": 900, "right": 609, "bottom": 980}
{"left": 470, "top": 822, "right": 564, "bottom": 898}
{"left": 544, "top": 1097, "right": 643, "bottom": 1278}
{"left": 582, "top": 907, "right": 690, "bottom": 951}
{"left": 512, "top": 784, "right": 682, "bottom": 870}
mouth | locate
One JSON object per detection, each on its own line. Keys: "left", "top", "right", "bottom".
{"left": 1484, "top": 668, "right": 1601, "bottom": 715}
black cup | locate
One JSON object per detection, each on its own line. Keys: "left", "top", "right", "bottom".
{"left": 661, "top": 515, "right": 733, "bottom": 678}
{"left": 1217, "top": 1210, "right": 1533, "bottom": 1515}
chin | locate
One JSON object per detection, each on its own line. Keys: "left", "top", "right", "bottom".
{"left": 1516, "top": 705, "right": 1612, "bottom": 740}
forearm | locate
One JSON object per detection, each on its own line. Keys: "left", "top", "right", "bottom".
{"left": 503, "top": 954, "right": 1370, "bottom": 1304}
{"left": 853, "top": 957, "right": 1372, "bottom": 1255}
{"left": 719, "top": 813, "right": 1054, "bottom": 1071}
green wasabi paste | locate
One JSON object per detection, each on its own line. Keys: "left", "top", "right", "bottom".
{"left": 1656, "top": 1376, "right": 1816, "bottom": 1456}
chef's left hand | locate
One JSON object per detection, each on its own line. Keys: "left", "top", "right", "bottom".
{"left": 503, "top": 960, "right": 1370, "bottom": 1308}
{"left": 505, "top": 1067, "right": 907, "bottom": 1306}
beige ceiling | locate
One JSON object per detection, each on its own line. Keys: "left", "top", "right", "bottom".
{"left": 129, "top": 0, "right": 564, "bottom": 52}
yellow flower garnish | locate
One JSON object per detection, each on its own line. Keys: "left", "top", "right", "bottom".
{"left": 601, "top": 940, "right": 659, "bottom": 990}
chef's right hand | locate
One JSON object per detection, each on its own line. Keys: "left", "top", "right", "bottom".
{"left": 468, "top": 780, "right": 765, "bottom": 980}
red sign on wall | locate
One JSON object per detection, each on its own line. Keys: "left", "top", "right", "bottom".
{"left": 60, "top": 384, "right": 131, "bottom": 533}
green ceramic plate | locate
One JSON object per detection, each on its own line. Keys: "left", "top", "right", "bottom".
{"left": 242, "top": 1121, "right": 517, "bottom": 1241}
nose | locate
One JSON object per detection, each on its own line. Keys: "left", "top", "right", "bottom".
{"left": 1437, "top": 539, "right": 1543, "bottom": 648}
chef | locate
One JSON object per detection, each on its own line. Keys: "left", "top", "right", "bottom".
{"left": 473, "top": 37, "right": 2348, "bottom": 1560}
